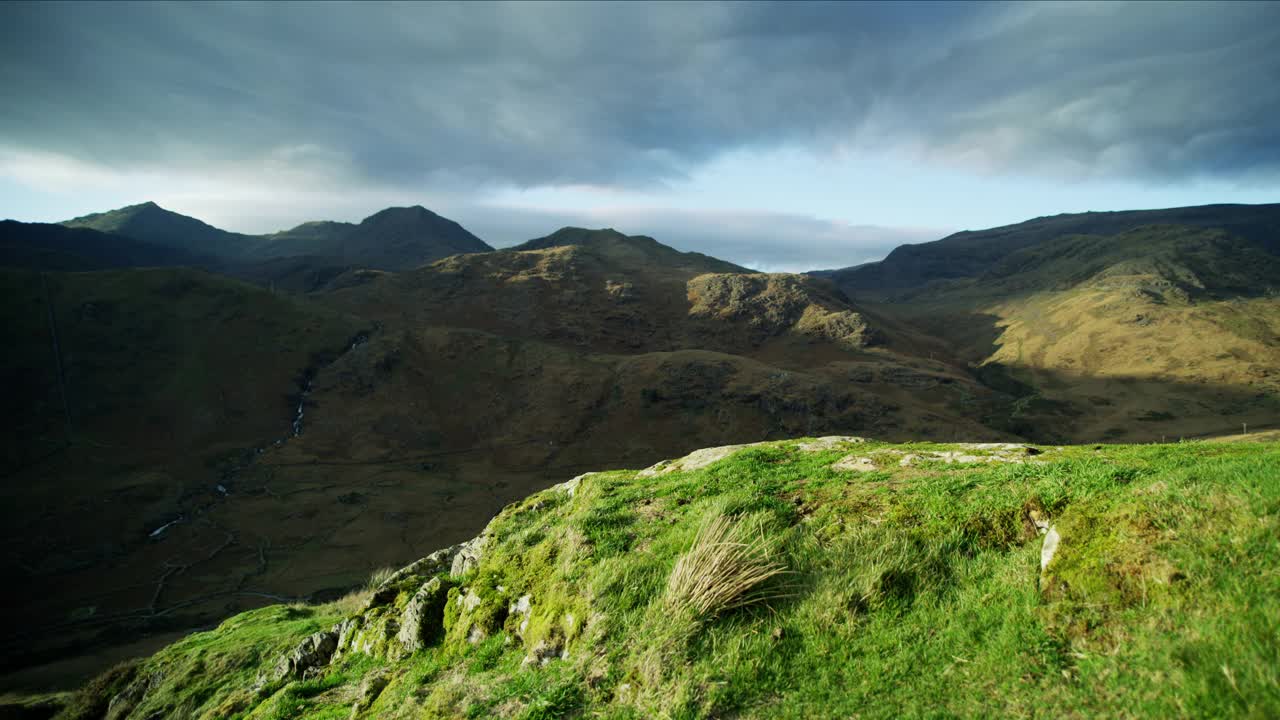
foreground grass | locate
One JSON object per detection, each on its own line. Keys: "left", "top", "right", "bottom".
{"left": 57, "top": 439, "right": 1280, "bottom": 718}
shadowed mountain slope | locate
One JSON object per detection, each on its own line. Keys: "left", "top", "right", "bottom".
{"left": 62, "top": 202, "right": 258, "bottom": 259}
{"left": 59, "top": 202, "right": 493, "bottom": 276}
{"left": 255, "top": 205, "right": 493, "bottom": 271}
{"left": 829, "top": 203, "right": 1280, "bottom": 292}
{"left": 0, "top": 220, "right": 211, "bottom": 271}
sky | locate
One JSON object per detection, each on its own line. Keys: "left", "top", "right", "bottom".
{"left": 2, "top": 1, "right": 1278, "bottom": 271}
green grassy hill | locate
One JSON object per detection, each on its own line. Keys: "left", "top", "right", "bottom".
{"left": 41, "top": 436, "right": 1280, "bottom": 719}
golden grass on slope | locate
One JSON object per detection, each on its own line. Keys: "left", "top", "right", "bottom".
{"left": 664, "top": 514, "right": 788, "bottom": 619}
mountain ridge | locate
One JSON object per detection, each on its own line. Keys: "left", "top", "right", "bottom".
{"left": 58, "top": 202, "right": 493, "bottom": 273}
{"left": 825, "top": 202, "right": 1280, "bottom": 293}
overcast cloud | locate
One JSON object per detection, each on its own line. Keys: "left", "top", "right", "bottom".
{"left": 2, "top": 1, "right": 1277, "bottom": 268}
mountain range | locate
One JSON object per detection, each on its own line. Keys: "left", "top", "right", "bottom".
{"left": 47, "top": 201, "right": 494, "bottom": 278}
{"left": 1, "top": 199, "right": 1277, "bottom": 698}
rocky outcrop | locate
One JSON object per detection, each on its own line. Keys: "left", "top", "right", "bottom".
{"left": 450, "top": 535, "right": 488, "bottom": 576}
{"left": 254, "top": 436, "right": 905, "bottom": 691}
{"left": 363, "top": 545, "right": 459, "bottom": 611}
{"left": 831, "top": 443, "right": 1048, "bottom": 472}
{"left": 687, "top": 273, "right": 877, "bottom": 349}
{"left": 640, "top": 436, "right": 870, "bottom": 477}
{"left": 262, "top": 629, "right": 338, "bottom": 688}
{"left": 349, "top": 670, "right": 391, "bottom": 718}
{"left": 395, "top": 577, "right": 454, "bottom": 653}
{"left": 638, "top": 442, "right": 770, "bottom": 477}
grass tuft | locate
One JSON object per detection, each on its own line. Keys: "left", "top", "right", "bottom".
{"left": 664, "top": 513, "right": 788, "bottom": 619}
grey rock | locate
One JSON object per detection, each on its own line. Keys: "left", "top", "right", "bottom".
{"left": 395, "top": 576, "right": 453, "bottom": 653}
{"left": 267, "top": 629, "right": 338, "bottom": 685}
{"left": 831, "top": 455, "right": 878, "bottom": 472}
{"left": 331, "top": 616, "right": 364, "bottom": 662}
{"left": 1040, "top": 525, "right": 1061, "bottom": 575}
{"left": 796, "top": 436, "right": 868, "bottom": 452}
{"left": 523, "top": 638, "right": 566, "bottom": 667}
{"left": 509, "top": 594, "right": 533, "bottom": 639}
{"left": 106, "top": 671, "right": 162, "bottom": 720}
{"left": 450, "top": 534, "right": 488, "bottom": 576}
{"left": 552, "top": 472, "right": 593, "bottom": 498}
{"left": 364, "top": 546, "right": 458, "bottom": 611}
{"left": 349, "top": 669, "right": 391, "bottom": 718}
{"left": 637, "top": 442, "right": 770, "bottom": 478}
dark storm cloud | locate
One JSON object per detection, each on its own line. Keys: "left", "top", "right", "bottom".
{"left": 2, "top": 1, "right": 1278, "bottom": 186}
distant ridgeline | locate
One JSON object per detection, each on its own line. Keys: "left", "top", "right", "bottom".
{"left": 1, "top": 201, "right": 495, "bottom": 292}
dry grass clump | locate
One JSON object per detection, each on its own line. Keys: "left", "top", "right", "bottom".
{"left": 331, "top": 566, "right": 398, "bottom": 613}
{"left": 664, "top": 514, "right": 788, "bottom": 619}
{"left": 365, "top": 566, "right": 398, "bottom": 591}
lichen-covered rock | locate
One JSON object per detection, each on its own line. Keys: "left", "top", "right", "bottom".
{"left": 331, "top": 616, "right": 364, "bottom": 663}
{"left": 523, "top": 637, "right": 566, "bottom": 667}
{"left": 346, "top": 612, "right": 400, "bottom": 658}
{"left": 264, "top": 629, "right": 338, "bottom": 687}
{"left": 445, "top": 585, "right": 509, "bottom": 648}
{"left": 831, "top": 455, "right": 878, "bottom": 472}
{"left": 796, "top": 436, "right": 868, "bottom": 452}
{"left": 395, "top": 576, "right": 454, "bottom": 654}
{"left": 363, "top": 546, "right": 459, "bottom": 611}
{"left": 450, "top": 535, "right": 488, "bottom": 576}
{"left": 349, "top": 670, "right": 391, "bottom": 718}
{"left": 552, "top": 472, "right": 594, "bottom": 498}
{"left": 509, "top": 594, "right": 533, "bottom": 639}
{"left": 105, "top": 670, "right": 162, "bottom": 720}
{"left": 637, "top": 442, "right": 770, "bottom": 478}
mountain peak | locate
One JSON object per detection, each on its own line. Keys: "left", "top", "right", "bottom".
{"left": 509, "top": 227, "right": 640, "bottom": 252}
{"left": 507, "top": 227, "right": 748, "bottom": 273}
{"left": 361, "top": 205, "right": 441, "bottom": 223}
{"left": 61, "top": 201, "right": 253, "bottom": 257}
